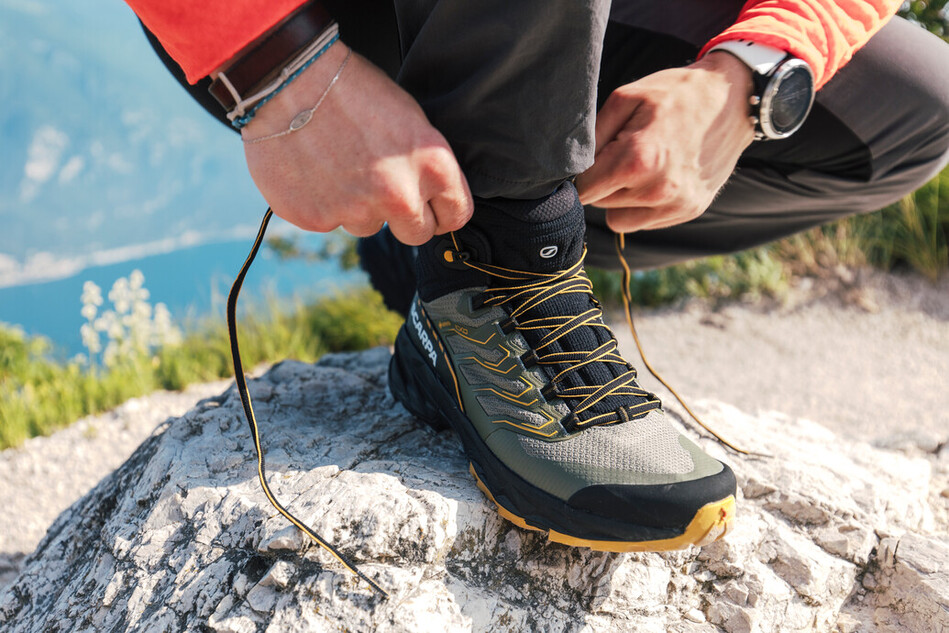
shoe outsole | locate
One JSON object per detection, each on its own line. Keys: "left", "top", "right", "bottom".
{"left": 389, "top": 324, "right": 736, "bottom": 551}
{"left": 469, "top": 463, "right": 734, "bottom": 552}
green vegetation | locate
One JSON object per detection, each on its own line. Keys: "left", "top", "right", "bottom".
{"left": 590, "top": 166, "right": 949, "bottom": 306}
{"left": 0, "top": 287, "right": 401, "bottom": 450}
{"left": 2, "top": 166, "right": 946, "bottom": 448}
{"left": 265, "top": 230, "right": 361, "bottom": 271}
{"left": 901, "top": 0, "right": 949, "bottom": 39}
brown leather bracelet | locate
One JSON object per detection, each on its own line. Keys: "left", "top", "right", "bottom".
{"left": 209, "top": 1, "right": 334, "bottom": 112}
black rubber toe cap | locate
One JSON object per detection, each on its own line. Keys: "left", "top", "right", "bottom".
{"left": 566, "top": 462, "right": 737, "bottom": 531}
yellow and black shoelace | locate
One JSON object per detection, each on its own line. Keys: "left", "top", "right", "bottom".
{"left": 449, "top": 233, "right": 661, "bottom": 430}
{"left": 227, "top": 208, "right": 388, "bottom": 599}
{"left": 225, "top": 209, "right": 759, "bottom": 601}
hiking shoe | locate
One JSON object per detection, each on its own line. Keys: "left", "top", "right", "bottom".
{"left": 388, "top": 231, "right": 736, "bottom": 551}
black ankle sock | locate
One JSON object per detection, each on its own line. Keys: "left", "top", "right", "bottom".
{"left": 416, "top": 181, "right": 586, "bottom": 301}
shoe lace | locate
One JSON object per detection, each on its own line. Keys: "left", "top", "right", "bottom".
{"left": 228, "top": 208, "right": 388, "bottom": 599}
{"left": 449, "top": 231, "right": 761, "bottom": 456}
{"left": 613, "top": 232, "right": 762, "bottom": 456}
{"left": 223, "top": 209, "right": 760, "bottom": 603}
{"left": 448, "top": 235, "right": 661, "bottom": 431}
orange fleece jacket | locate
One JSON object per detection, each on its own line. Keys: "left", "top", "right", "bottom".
{"left": 127, "top": 0, "right": 902, "bottom": 87}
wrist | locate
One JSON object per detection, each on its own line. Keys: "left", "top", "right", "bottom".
{"left": 695, "top": 51, "right": 754, "bottom": 102}
{"left": 208, "top": 1, "right": 336, "bottom": 115}
{"left": 690, "top": 52, "right": 756, "bottom": 131}
{"left": 703, "top": 40, "right": 815, "bottom": 140}
{"left": 241, "top": 40, "right": 349, "bottom": 139}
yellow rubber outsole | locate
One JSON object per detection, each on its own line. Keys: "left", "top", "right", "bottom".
{"left": 469, "top": 463, "right": 735, "bottom": 552}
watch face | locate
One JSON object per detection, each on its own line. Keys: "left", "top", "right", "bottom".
{"left": 761, "top": 61, "right": 814, "bottom": 139}
{"left": 771, "top": 65, "right": 814, "bottom": 135}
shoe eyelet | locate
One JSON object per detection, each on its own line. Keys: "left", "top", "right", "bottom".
{"left": 519, "top": 349, "right": 538, "bottom": 369}
{"left": 437, "top": 238, "right": 475, "bottom": 270}
{"left": 498, "top": 316, "right": 517, "bottom": 335}
{"left": 540, "top": 382, "right": 559, "bottom": 402}
{"left": 469, "top": 294, "right": 487, "bottom": 312}
{"left": 561, "top": 412, "right": 580, "bottom": 433}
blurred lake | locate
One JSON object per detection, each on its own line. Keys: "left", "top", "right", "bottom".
{"left": 0, "top": 0, "right": 355, "bottom": 354}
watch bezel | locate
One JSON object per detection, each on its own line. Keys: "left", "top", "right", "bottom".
{"left": 758, "top": 58, "right": 815, "bottom": 140}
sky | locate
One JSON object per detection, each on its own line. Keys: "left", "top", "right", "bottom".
{"left": 0, "top": 0, "right": 270, "bottom": 288}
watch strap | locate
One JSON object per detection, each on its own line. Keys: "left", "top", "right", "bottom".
{"left": 209, "top": 1, "right": 335, "bottom": 112}
{"left": 708, "top": 38, "right": 815, "bottom": 140}
{"left": 707, "top": 39, "right": 788, "bottom": 76}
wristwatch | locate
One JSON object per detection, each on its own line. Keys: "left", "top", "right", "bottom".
{"left": 708, "top": 39, "right": 815, "bottom": 141}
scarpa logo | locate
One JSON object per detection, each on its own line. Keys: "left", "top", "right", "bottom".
{"left": 410, "top": 302, "right": 439, "bottom": 368}
{"left": 539, "top": 245, "right": 558, "bottom": 259}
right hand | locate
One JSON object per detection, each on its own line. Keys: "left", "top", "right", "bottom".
{"left": 241, "top": 42, "right": 474, "bottom": 245}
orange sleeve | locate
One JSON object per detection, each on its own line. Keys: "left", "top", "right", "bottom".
{"left": 124, "top": 1, "right": 308, "bottom": 83}
{"left": 699, "top": 0, "right": 903, "bottom": 88}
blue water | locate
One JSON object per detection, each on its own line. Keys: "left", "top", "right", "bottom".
{"left": 0, "top": 1, "right": 377, "bottom": 358}
{"left": 0, "top": 235, "right": 365, "bottom": 358}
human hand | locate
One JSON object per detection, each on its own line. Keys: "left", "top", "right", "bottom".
{"left": 575, "top": 52, "right": 755, "bottom": 233}
{"left": 241, "top": 43, "right": 473, "bottom": 245}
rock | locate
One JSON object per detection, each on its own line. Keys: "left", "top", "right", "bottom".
{"left": 0, "top": 349, "right": 946, "bottom": 632}
{"left": 865, "top": 533, "right": 949, "bottom": 633}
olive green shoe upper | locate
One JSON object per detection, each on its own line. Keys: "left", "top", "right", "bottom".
{"left": 413, "top": 288, "right": 727, "bottom": 504}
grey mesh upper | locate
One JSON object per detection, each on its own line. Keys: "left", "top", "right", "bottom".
{"left": 424, "top": 289, "right": 493, "bottom": 328}
{"left": 517, "top": 410, "right": 694, "bottom": 475}
{"left": 459, "top": 360, "right": 528, "bottom": 394}
{"left": 448, "top": 335, "right": 507, "bottom": 364}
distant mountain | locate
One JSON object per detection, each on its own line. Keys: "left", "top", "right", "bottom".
{"left": 0, "top": 0, "right": 267, "bottom": 286}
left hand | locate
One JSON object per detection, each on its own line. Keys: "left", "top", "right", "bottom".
{"left": 576, "top": 52, "right": 756, "bottom": 233}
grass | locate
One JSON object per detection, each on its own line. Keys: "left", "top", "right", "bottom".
{"left": 590, "top": 166, "right": 949, "bottom": 306}
{"left": 0, "top": 288, "right": 402, "bottom": 450}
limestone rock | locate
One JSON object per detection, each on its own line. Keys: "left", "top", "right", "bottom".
{"left": 865, "top": 533, "right": 949, "bottom": 632}
{"left": 1, "top": 349, "right": 946, "bottom": 632}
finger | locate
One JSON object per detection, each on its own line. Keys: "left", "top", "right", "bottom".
{"left": 341, "top": 219, "right": 386, "bottom": 238}
{"left": 637, "top": 211, "right": 702, "bottom": 231}
{"left": 605, "top": 206, "right": 673, "bottom": 233}
{"left": 387, "top": 202, "right": 438, "bottom": 246}
{"left": 587, "top": 176, "right": 680, "bottom": 209}
{"left": 576, "top": 140, "right": 650, "bottom": 206}
{"left": 270, "top": 203, "right": 340, "bottom": 234}
{"left": 422, "top": 152, "right": 474, "bottom": 234}
{"left": 593, "top": 89, "right": 643, "bottom": 154}
{"left": 586, "top": 184, "right": 658, "bottom": 209}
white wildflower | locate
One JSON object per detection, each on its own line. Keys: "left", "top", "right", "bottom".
{"left": 80, "top": 280, "right": 103, "bottom": 307}
{"left": 152, "top": 302, "right": 182, "bottom": 346}
{"left": 81, "top": 270, "right": 181, "bottom": 366}
{"left": 94, "top": 310, "right": 124, "bottom": 342}
{"left": 109, "top": 276, "right": 131, "bottom": 314}
{"left": 103, "top": 341, "right": 119, "bottom": 367}
{"left": 80, "top": 322, "right": 101, "bottom": 354}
